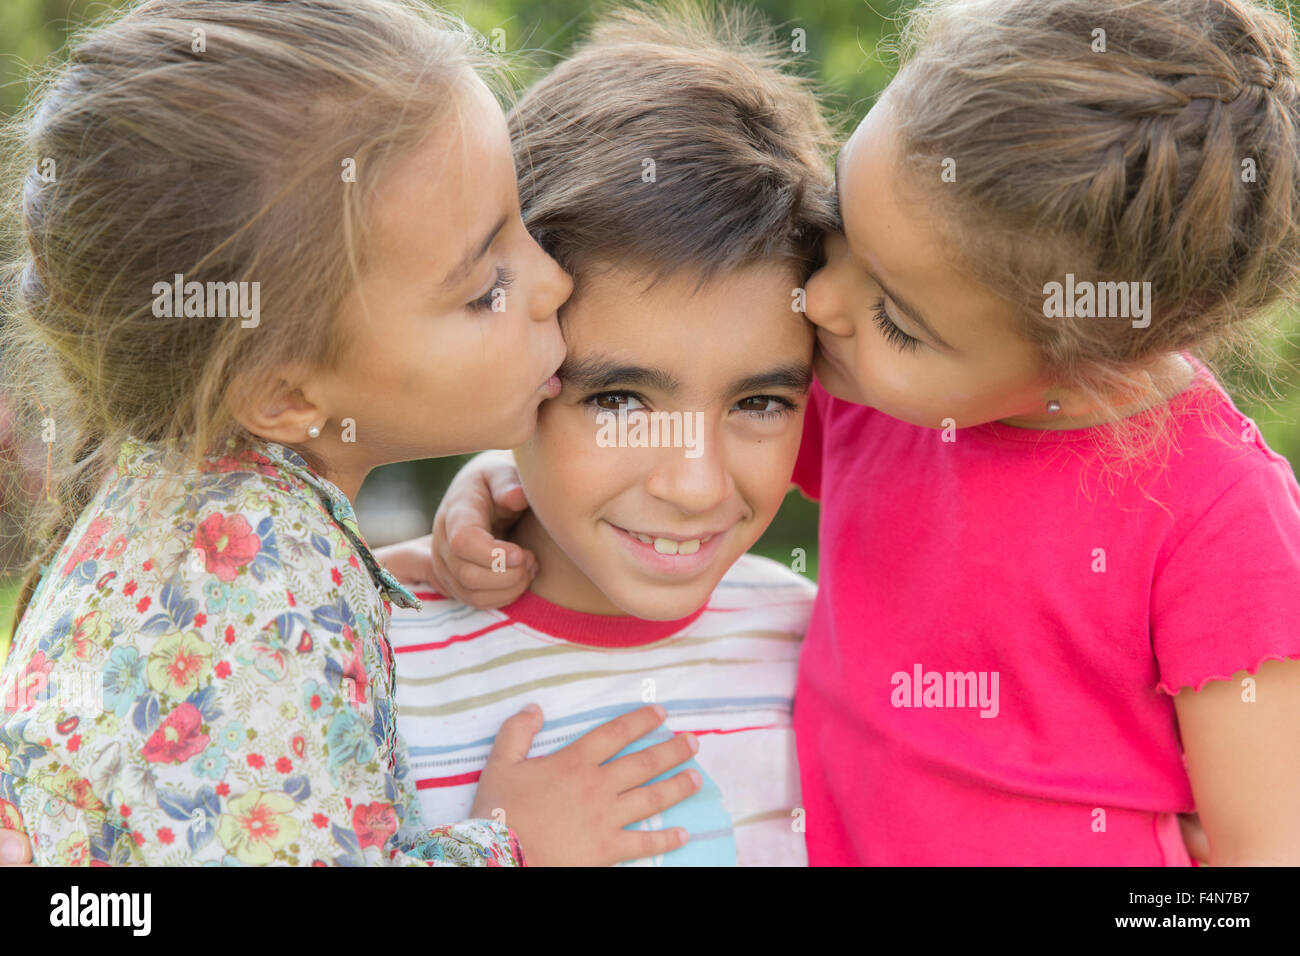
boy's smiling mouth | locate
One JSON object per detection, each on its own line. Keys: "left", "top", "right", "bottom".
{"left": 621, "top": 528, "right": 715, "bottom": 555}
{"left": 605, "top": 521, "right": 733, "bottom": 570}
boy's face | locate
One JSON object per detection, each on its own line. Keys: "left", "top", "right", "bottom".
{"left": 512, "top": 262, "right": 813, "bottom": 620}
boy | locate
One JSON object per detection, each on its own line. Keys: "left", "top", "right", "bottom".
{"left": 384, "top": 5, "right": 836, "bottom": 866}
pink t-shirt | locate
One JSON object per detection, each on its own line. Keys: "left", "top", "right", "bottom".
{"left": 792, "top": 357, "right": 1300, "bottom": 865}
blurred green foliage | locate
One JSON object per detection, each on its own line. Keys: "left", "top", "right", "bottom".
{"left": 0, "top": 0, "right": 904, "bottom": 119}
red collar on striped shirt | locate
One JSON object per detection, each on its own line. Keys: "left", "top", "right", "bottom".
{"left": 499, "top": 589, "right": 707, "bottom": 648}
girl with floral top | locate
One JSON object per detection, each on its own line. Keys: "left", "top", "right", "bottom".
{"left": 0, "top": 0, "right": 701, "bottom": 866}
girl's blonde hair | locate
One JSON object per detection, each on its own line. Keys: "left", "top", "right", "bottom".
{"left": 888, "top": 0, "right": 1300, "bottom": 429}
{"left": 1, "top": 0, "right": 496, "bottom": 627}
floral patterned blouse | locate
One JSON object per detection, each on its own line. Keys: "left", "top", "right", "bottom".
{"left": 0, "top": 438, "right": 524, "bottom": 866}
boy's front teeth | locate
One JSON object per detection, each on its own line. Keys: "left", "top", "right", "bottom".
{"left": 652, "top": 537, "right": 699, "bottom": 555}
{"left": 630, "top": 531, "right": 705, "bottom": 555}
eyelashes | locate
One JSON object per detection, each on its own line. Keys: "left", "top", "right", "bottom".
{"left": 732, "top": 395, "right": 800, "bottom": 420}
{"left": 870, "top": 296, "right": 921, "bottom": 352}
{"left": 585, "top": 391, "right": 644, "bottom": 413}
{"left": 582, "top": 391, "right": 799, "bottom": 421}
{"left": 468, "top": 267, "right": 514, "bottom": 312}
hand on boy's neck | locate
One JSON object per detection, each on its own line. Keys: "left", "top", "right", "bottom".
{"left": 508, "top": 509, "right": 624, "bottom": 617}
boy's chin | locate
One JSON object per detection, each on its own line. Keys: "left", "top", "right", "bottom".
{"left": 599, "top": 579, "right": 713, "bottom": 622}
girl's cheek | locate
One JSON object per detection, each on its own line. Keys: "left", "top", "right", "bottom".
{"left": 849, "top": 322, "right": 879, "bottom": 370}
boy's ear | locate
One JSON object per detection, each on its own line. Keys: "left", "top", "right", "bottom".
{"left": 231, "top": 373, "right": 327, "bottom": 445}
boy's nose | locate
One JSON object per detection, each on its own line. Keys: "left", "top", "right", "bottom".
{"left": 642, "top": 428, "right": 734, "bottom": 515}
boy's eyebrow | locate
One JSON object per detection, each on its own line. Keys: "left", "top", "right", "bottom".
{"left": 559, "top": 355, "right": 812, "bottom": 398}
{"left": 833, "top": 148, "right": 954, "bottom": 353}
{"left": 728, "top": 364, "right": 813, "bottom": 396}
{"left": 559, "top": 356, "right": 680, "bottom": 393}
{"left": 439, "top": 214, "right": 508, "bottom": 291}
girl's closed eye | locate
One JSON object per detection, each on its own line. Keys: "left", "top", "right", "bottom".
{"left": 871, "top": 296, "right": 922, "bottom": 353}
{"left": 468, "top": 267, "right": 514, "bottom": 312}
{"left": 733, "top": 395, "right": 798, "bottom": 421}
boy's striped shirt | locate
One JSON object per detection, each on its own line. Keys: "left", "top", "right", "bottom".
{"left": 390, "top": 553, "right": 814, "bottom": 866}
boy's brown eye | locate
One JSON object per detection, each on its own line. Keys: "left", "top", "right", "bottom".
{"left": 592, "top": 392, "right": 635, "bottom": 411}
{"left": 733, "top": 396, "right": 795, "bottom": 418}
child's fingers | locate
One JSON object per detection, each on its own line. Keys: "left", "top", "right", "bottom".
{"left": 480, "top": 456, "right": 528, "bottom": 513}
{"left": 447, "top": 557, "right": 531, "bottom": 593}
{"left": 432, "top": 562, "right": 529, "bottom": 611}
{"left": 569, "top": 704, "right": 668, "bottom": 765}
{"left": 606, "top": 732, "right": 698, "bottom": 793}
{"left": 438, "top": 553, "right": 531, "bottom": 610}
{"left": 482, "top": 704, "right": 544, "bottom": 768}
{"left": 445, "top": 467, "right": 504, "bottom": 533}
{"left": 614, "top": 769, "right": 702, "bottom": 829}
{"left": 450, "top": 581, "right": 531, "bottom": 611}
{"left": 0, "top": 829, "right": 33, "bottom": 865}
{"left": 488, "top": 478, "right": 529, "bottom": 515}
{"left": 609, "top": 825, "right": 690, "bottom": 865}
{"left": 447, "top": 524, "right": 522, "bottom": 570}
{"left": 445, "top": 459, "right": 529, "bottom": 544}
{"left": 374, "top": 543, "right": 435, "bottom": 587}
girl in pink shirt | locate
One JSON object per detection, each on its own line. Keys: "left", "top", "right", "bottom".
{"left": 792, "top": 0, "right": 1300, "bottom": 864}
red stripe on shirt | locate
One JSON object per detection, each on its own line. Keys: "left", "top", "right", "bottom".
{"left": 417, "top": 770, "right": 483, "bottom": 789}
{"left": 394, "top": 619, "right": 513, "bottom": 654}
{"left": 683, "top": 724, "right": 776, "bottom": 736}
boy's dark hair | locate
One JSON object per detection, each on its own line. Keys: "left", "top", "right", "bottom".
{"left": 508, "top": 2, "right": 839, "bottom": 286}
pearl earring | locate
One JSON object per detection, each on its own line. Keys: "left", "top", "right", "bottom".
{"left": 306, "top": 425, "right": 321, "bottom": 438}
{"left": 1046, "top": 400, "right": 1062, "bottom": 415}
